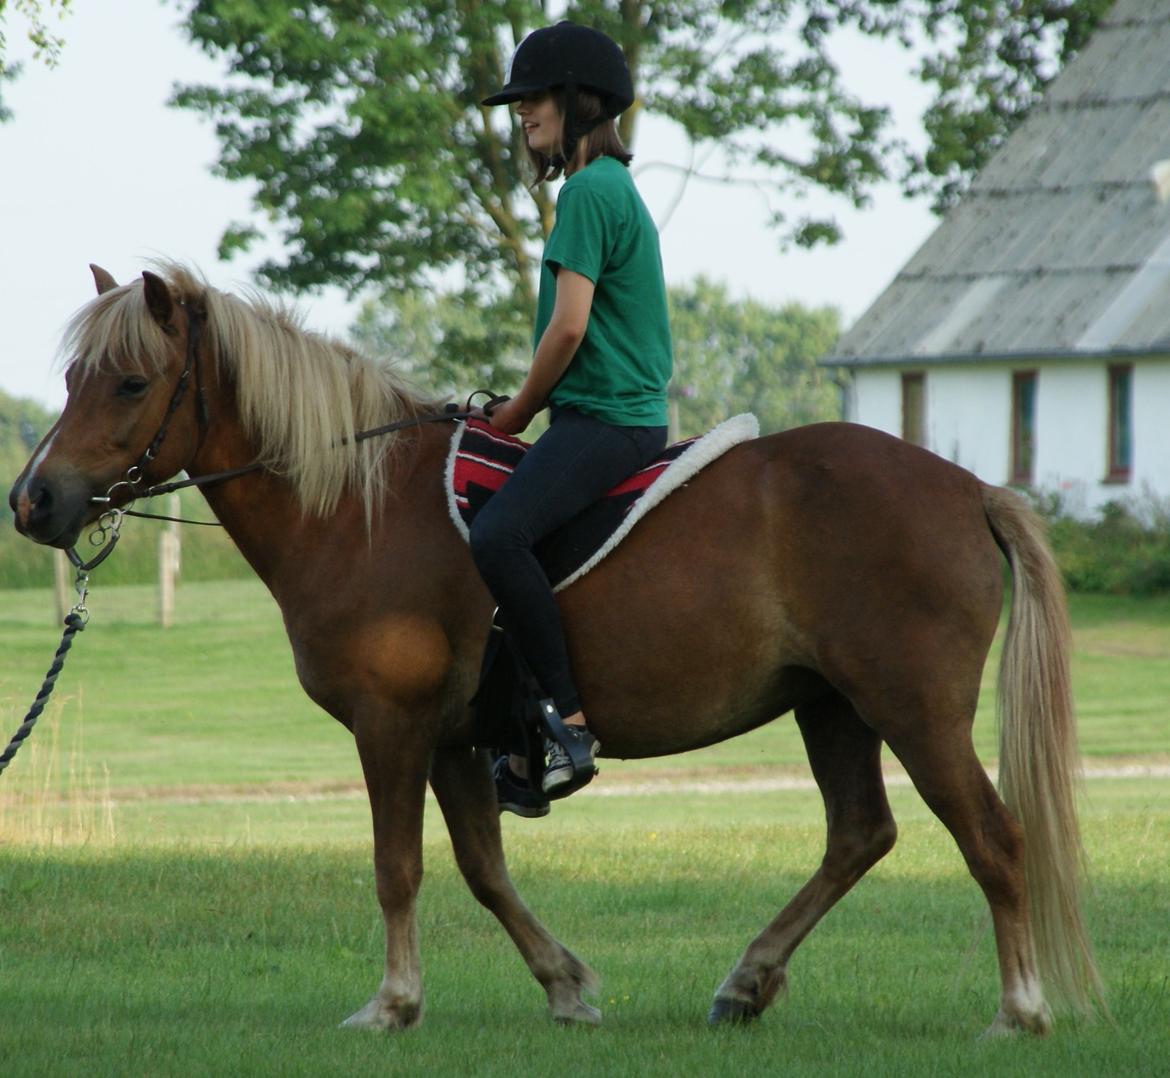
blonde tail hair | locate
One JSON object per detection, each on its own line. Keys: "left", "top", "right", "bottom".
{"left": 983, "top": 484, "right": 1106, "bottom": 1016}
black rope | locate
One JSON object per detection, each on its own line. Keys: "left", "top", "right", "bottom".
{"left": 0, "top": 613, "right": 86, "bottom": 778}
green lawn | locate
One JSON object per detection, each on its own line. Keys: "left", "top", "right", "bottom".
{"left": 2, "top": 581, "right": 1168, "bottom": 806}
{"left": 0, "top": 791, "right": 1166, "bottom": 1076}
{"left": 0, "top": 580, "right": 1167, "bottom": 1075}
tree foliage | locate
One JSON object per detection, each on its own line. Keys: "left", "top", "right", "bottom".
{"left": 0, "top": 389, "right": 53, "bottom": 519}
{"left": 0, "top": 0, "right": 71, "bottom": 121}
{"left": 898, "top": 0, "right": 1117, "bottom": 211}
{"left": 349, "top": 288, "right": 532, "bottom": 405}
{"left": 171, "top": 1, "right": 1112, "bottom": 303}
{"left": 669, "top": 278, "right": 840, "bottom": 437}
{"left": 350, "top": 278, "right": 840, "bottom": 437}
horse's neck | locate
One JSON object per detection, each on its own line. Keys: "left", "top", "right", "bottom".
{"left": 184, "top": 416, "right": 296, "bottom": 583}
{"left": 188, "top": 415, "right": 457, "bottom": 600}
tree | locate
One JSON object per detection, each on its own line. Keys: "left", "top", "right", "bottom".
{"left": 349, "top": 275, "right": 840, "bottom": 438}
{"left": 349, "top": 289, "right": 532, "bottom": 404}
{"left": 171, "top": 1, "right": 1112, "bottom": 306}
{"left": 901, "top": 0, "right": 1116, "bottom": 212}
{"left": 0, "top": 0, "right": 71, "bottom": 121}
{"left": 668, "top": 279, "right": 840, "bottom": 437}
{"left": 0, "top": 388, "right": 53, "bottom": 519}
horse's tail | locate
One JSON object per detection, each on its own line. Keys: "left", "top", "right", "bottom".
{"left": 982, "top": 484, "right": 1106, "bottom": 1017}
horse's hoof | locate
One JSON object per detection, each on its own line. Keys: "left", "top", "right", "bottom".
{"left": 340, "top": 996, "right": 423, "bottom": 1032}
{"left": 981, "top": 1004, "right": 1053, "bottom": 1039}
{"left": 552, "top": 1000, "right": 603, "bottom": 1026}
{"left": 708, "top": 996, "right": 760, "bottom": 1026}
{"left": 545, "top": 954, "right": 602, "bottom": 1026}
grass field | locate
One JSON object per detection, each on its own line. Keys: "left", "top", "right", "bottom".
{"left": 1, "top": 578, "right": 1168, "bottom": 1075}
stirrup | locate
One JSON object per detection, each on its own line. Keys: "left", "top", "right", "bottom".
{"left": 538, "top": 699, "right": 598, "bottom": 798}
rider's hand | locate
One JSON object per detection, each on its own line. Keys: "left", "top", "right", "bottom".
{"left": 486, "top": 396, "right": 536, "bottom": 435}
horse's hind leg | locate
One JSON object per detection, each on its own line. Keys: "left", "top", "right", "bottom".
{"left": 883, "top": 725, "right": 1052, "bottom": 1037}
{"left": 710, "top": 692, "right": 896, "bottom": 1024}
{"left": 429, "top": 745, "right": 601, "bottom": 1025}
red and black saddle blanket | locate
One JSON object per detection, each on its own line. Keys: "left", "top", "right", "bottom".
{"left": 445, "top": 414, "right": 759, "bottom": 589}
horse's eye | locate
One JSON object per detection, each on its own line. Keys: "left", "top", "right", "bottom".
{"left": 116, "top": 375, "right": 150, "bottom": 399}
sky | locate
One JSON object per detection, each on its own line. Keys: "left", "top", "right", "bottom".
{"left": 0, "top": 1, "right": 939, "bottom": 413}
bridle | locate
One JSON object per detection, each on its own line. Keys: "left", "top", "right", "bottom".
{"left": 67, "top": 301, "right": 207, "bottom": 572}
{"left": 67, "top": 300, "right": 492, "bottom": 573}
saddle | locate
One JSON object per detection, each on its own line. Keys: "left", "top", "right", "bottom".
{"left": 453, "top": 414, "right": 760, "bottom": 782}
{"left": 447, "top": 413, "right": 758, "bottom": 590}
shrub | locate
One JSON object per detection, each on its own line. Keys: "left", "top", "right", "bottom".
{"left": 1032, "top": 493, "right": 1170, "bottom": 596}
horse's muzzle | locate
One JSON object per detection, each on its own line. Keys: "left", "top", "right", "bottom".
{"left": 8, "top": 472, "right": 93, "bottom": 549}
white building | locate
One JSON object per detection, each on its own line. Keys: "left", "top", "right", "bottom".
{"left": 825, "top": 0, "right": 1170, "bottom": 516}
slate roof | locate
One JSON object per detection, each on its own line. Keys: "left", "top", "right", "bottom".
{"left": 826, "top": 0, "right": 1170, "bottom": 368}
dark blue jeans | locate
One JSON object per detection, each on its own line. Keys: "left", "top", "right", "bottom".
{"left": 469, "top": 407, "right": 667, "bottom": 717}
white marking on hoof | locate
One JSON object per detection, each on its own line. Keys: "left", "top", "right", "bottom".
{"left": 983, "top": 976, "right": 1053, "bottom": 1039}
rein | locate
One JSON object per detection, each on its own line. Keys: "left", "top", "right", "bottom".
{"left": 135, "top": 405, "right": 482, "bottom": 502}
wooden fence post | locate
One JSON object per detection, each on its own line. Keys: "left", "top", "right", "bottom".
{"left": 158, "top": 494, "right": 181, "bottom": 628}
{"left": 53, "top": 547, "right": 70, "bottom": 624}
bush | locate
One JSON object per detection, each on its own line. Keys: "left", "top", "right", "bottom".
{"left": 1033, "top": 493, "right": 1170, "bottom": 596}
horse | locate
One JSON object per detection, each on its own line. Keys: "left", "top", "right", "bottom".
{"left": 9, "top": 262, "right": 1104, "bottom": 1037}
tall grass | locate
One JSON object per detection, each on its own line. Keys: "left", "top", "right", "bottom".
{"left": 0, "top": 705, "right": 117, "bottom": 845}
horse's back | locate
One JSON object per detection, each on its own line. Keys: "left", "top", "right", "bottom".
{"left": 724, "top": 421, "right": 1002, "bottom": 601}
{"left": 561, "top": 422, "right": 1006, "bottom": 755}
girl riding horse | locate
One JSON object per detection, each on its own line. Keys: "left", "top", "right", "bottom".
{"left": 474, "top": 23, "right": 672, "bottom": 816}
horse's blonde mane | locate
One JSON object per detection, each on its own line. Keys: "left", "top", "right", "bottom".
{"left": 61, "top": 261, "right": 440, "bottom": 520}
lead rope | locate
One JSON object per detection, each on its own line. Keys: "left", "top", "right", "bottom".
{"left": 0, "top": 569, "right": 91, "bottom": 778}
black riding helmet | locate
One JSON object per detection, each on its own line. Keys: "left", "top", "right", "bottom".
{"left": 482, "top": 22, "right": 633, "bottom": 165}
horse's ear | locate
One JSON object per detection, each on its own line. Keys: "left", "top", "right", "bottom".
{"left": 141, "top": 271, "right": 174, "bottom": 327}
{"left": 90, "top": 264, "right": 119, "bottom": 294}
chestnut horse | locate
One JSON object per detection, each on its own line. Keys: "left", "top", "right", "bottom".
{"left": 10, "top": 263, "right": 1104, "bottom": 1036}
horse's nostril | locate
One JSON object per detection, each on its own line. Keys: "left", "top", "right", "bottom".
{"left": 10, "top": 476, "right": 58, "bottom": 535}
{"left": 28, "top": 478, "right": 53, "bottom": 514}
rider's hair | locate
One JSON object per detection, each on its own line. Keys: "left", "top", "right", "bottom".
{"left": 526, "top": 88, "right": 633, "bottom": 185}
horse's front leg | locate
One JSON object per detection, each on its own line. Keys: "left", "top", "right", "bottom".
{"left": 430, "top": 745, "right": 601, "bottom": 1025}
{"left": 341, "top": 704, "right": 434, "bottom": 1032}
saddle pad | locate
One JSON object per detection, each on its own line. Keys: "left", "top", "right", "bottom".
{"left": 445, "top": 413, "right": 759, "bottom": 590}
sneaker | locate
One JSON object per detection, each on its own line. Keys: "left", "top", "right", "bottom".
{"left": 541, "top": 725, "right": 599, "bottom": 795}
{"left": 493, "top": 754, "right": 550, "bottom": 818}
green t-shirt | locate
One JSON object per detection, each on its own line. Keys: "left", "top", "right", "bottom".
{"left": 535, "top": 156, "right": 673, "bottom": 426}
